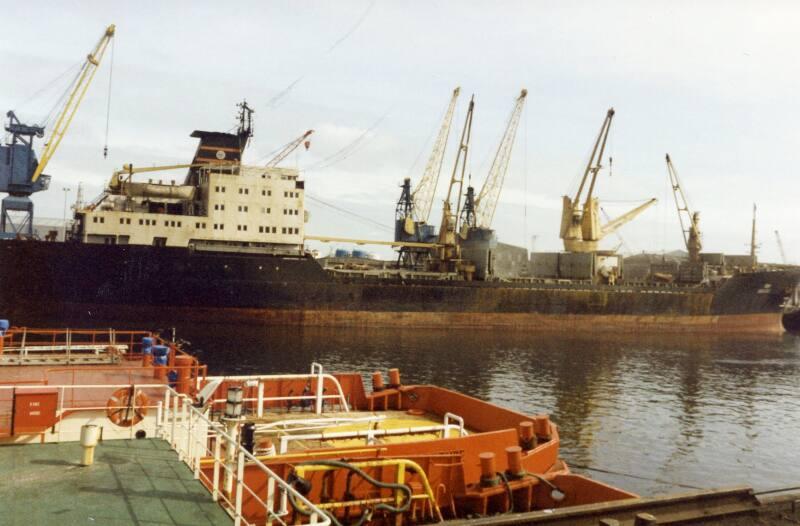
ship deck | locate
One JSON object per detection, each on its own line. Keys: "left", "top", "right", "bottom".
{"left": 0, "top": 438, "right": 232, "bottom": 525}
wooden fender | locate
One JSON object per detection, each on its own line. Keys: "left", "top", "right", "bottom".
{"left": 106, "top": 386, "right": 148, "bottom": 427}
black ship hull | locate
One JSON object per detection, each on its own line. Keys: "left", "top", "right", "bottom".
{"left": 1, "top": 240, "right": 798, "bottom": 333}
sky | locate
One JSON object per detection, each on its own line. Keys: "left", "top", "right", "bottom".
{"left": 1, "top": 1, "right": 798, "bottom": 262}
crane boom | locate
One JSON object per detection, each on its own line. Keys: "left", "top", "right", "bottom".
{"left": 600, "top": 198, "right": 657, "bottom": 237}
{"left": 32, "top": 24, "right": 115, "bottom": 182}
{"left": 775, "top": 230, "right": 787, "bottom": 264}
{"left": 411, "top": 87, "right": 460, "bottom": 223}
{"left": 666, "top": 154, "right": 702, "bottom": 262}
{"left": 474, "top": 88, "right": 527, "bottom": 228}
{"left": 266, "top": 129, "right": 313, "bottom": 167}
{"left": 560, "top": 108, "right": 656, "bottom": 252}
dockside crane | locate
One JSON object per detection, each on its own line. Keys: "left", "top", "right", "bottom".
{"left": 436, "top": 95, "right": 475, "bottom": 271}
{"left": 395, "top": 87, "right": 460, "bottom": 267}
{"left": 461, "top": 89, "right": 527, "bottom": 231}
{"left": 559, "top": 108, "right": 656, "bottom": 253}
{"left": 0, "top": 24, "right": 115, "bottom": 238}
{"left": 665, "top": 154, "right": 702, "bottom": 262}
{"left": 266, "top": 129, "right": 313, "bottom": 168}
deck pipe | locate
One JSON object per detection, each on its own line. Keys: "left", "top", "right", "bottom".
{"left": 174, "top": 354, "right": 194, "bottom": 394}
{"left": 80, "top": 424, "right": 100, "bottom": 466}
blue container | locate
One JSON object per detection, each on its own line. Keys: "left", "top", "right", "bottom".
{"left": 152, "top": 345, "right": 169, "bottom": 365}
{"left": 167, "top": 370, "right": 178, "bottom": 387}
{"left": 352, "top": 249, "right": 369, "bottom": 259}
{"left": 0, "top": 320, "right": 9, "bottom": 337}
{"left": 334, "top": 249, "right": 351, "bottom": 258}
{"left": 141, "top": 337, "right": 155, "bottom": 354}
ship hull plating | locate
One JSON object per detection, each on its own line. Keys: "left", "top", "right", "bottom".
{"left": 1, "top": 239, "right": 797, "bottom": 333}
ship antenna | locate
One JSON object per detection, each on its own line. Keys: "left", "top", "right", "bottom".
{"left": 236, "top": 100, "right": 254, "bottom": 151}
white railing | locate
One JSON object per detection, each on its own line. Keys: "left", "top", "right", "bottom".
{"left": 205, "top": 362, "right": 351, "bottom": 416}
{"left": 276, "top": 411, "right": 468, "bottom": 454}
{"left": 0, "top": 381, "right": 331, "bottom": 526}
{"left": 157, "top": 387, "right": 331, "bottom": 526}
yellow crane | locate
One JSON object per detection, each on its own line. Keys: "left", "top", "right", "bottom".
{"left": 437, "top": 95, "right": 475, "bottom": 269}
{"left": 1, "top": 24, "right": 115, "bottom": 238}
{"left": 31, "top": 24, "right": 116, "bottom": 183}
{"left": 411, "top": 87, "right": 461, "bottom": 225}
{"left": 559, "top": 108, "right": 656, "bottom": 252}
{"left": 470, "top": 89, "right": 527, "bottom": 230}
{"left": 665, "top": 154, "right": 702, "bottom": 262}
{"left": 393, "top": 88, "right": 460, "bottom": 268}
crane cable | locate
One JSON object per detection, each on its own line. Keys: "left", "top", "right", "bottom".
{"left": 9, "top": 59, "right": 82, "bottom": 126}
{"left": 39, "top": 64, "right": 85, "bottom": 130}
{"left": 304, "top": 105, "right": 393, "bottom": 171}
{"left": 103, "top": 38, "right": 115, "bottom": 159}
{"left": 305, "top": 193, "right": 393, "bottom": 233}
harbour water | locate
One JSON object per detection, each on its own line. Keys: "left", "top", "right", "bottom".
{"left": 163, "top": 323, "right": 800, "bottom": 497}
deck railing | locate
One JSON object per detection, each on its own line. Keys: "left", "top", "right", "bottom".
{"left": 0, "top": 380, "right": 330, "bottom": 526}
{"left": 158, "top": 386, "right": 331, "bottom": 526}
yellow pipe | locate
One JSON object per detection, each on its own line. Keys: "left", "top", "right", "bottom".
{"left": 293, "top": 458, "right": 443, "bottom": 522}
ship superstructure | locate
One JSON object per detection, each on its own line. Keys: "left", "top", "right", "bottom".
{"left": 76, "top": 162, "right": 305, "bottom": 253}
{"left": 74, "top": 103, "right": 307, "bottom": 255}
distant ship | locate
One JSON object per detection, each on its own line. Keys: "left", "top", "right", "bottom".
{"left": 1, "top": 102, "right": 798, "bottom": 334}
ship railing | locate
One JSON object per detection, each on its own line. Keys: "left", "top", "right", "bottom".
{"left": 0, "top": 381, "right": 330, "bottom": 526}
{"left": 275, "top": 411, "right": 468, "bottom": 454}
{"left": 0, "top": 328, "right": 201, "bottom": 371}
{"left": 205, "top": 362, "right": 351, "bottom": 416}
{"left": 158, "top": 387, "right": 331, "bottom": 526}
{"left": 0, "top": 382, "right": 168, "bottom": 440}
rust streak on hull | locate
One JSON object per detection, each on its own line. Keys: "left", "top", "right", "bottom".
{"left": 19, "top": 301, "right": 786, "bottom": 334}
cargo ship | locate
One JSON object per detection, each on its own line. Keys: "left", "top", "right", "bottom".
{"left": 1, "top": 24, "right": 797, "bottom": 332}
{"left": 1, "top": 101, "right": 799, "bottom": 333}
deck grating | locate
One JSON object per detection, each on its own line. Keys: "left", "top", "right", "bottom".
{"left": 0, "top": 438, "right": 231, "bottom": 525}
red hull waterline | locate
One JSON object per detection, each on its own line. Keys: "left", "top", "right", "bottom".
{"left": 10, "top": 301, "right": 787, "bottom": 334}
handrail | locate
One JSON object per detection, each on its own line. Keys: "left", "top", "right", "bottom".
{"left": 206, "top": 366, "right": 350, "bottom": 414}
{"left": 158, "top": 388, "right": 331, "bottom": 526}
{"left": 0, "top": 380, "right": 332, "bottom": 526}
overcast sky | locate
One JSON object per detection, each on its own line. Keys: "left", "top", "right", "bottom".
{"left": 2, "top": 1, "right": 798, "bottom": 262}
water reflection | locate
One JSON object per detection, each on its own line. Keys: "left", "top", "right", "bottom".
{"left": 170, "top": 324, "right": 799, "bottom": 495}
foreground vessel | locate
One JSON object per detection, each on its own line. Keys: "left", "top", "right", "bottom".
{"left": 1, "top": 323, "right": 796, "bottom": 525}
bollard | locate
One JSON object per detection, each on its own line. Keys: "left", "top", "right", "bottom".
{"left": 505, "top": 445, "right": 524, "bottom": 478}
{"left": 519, "top": 421, "right": 536, "bottom": 450}
{"left": 80, "top": 425, "right": 100, "bottom": 466}
{"left": 388, "top": 368, "right": 401, "bottom": 388}
{"left": 534, "top": 415, "right": 551, "bottom": 440}
{"left": 371, "top": 371, "right": 385, "bottom": 392}
{"left": 479, "top": 452, "right": 499, "bottom": 487}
